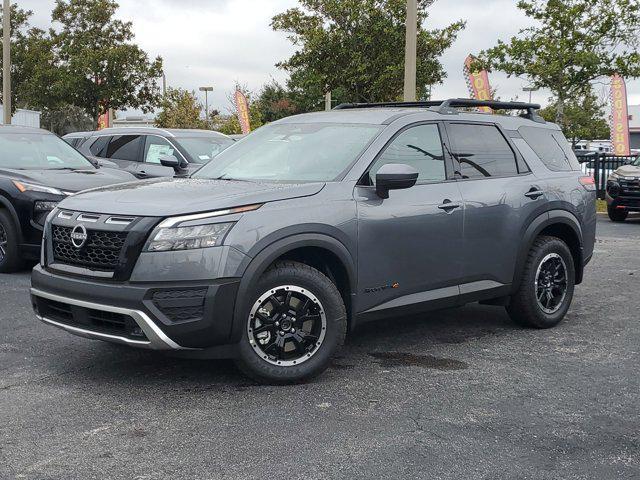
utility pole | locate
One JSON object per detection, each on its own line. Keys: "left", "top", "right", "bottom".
{"left": 403, "top": 0, "right": 417, "bottom": 102}
{"left": 199, "top": 86, "right": 213, "bottom": 119}
{"left": 162, "top": 72, "right": 166, "bottom": 96}
{"left": 2, "top": 0, "right": 11, "bottom": 125}
{"left": 325, "top": 91, "right": 332, "bottom": 111}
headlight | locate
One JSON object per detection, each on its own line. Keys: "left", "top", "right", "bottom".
{"left": 145, "top": 222, "right": 234, "bottom": 252}
{"left": 13, "top": 180, "right": 65, "bottom": 195}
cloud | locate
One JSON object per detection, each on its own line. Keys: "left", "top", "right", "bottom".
{"left": 21, "top": 0, "right": 640, "bottom": 115}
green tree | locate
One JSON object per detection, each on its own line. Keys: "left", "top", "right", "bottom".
{"left": 539, "top": 89, "right": 611, "bottom": 145}
{"left": 477, "top": 0, "right": 640, "bottom": 124}
{"left": 42, "top": 104, "right": 94, "bottom": 135}
{"left": 155, "top": 88, "right": 208, "bottom": 129}
{"left": 52, "top": 0, "right": 163, "bottom": 121}
{"left": 272, "top": 0, "right": 465, "bottom": 108}
{"left": 0, "top": 5, "right": 64, "bottom": 115}
{"left": 255, "top": 80, "right": 299, "bottom": 123}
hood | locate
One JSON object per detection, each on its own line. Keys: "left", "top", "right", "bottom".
{"left": 58, "top": 177, "right": 326, "bottom": 216}
{"left": 1, "top": 167, "right": 136, "bottom": 194}
{"left": 613, "top": 164, "right": 640, "bottom": 179}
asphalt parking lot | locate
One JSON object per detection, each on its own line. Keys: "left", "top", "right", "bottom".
{"left": 1, "top": 215, "right": 639, "bottom": 480}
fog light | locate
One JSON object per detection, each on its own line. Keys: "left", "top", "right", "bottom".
{"left": 34, "top": 201, "right": 59, "bottom": 212}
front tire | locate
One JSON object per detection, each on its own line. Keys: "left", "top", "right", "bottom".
{"left": 0, "top": 210, "right": 24, "bottom": 273}
{"left": 235, "top": 261, "right": 347, "bottom": 384}
{"left": 507, "top": 236, "right": 575, "bottom": 329}
{"left": 607, "top": 206, "right": 628, "bottom": 222}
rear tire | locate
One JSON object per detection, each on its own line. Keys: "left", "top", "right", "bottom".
{"left": 507, "top": 236, "right": 575, "bottom": 329}
{"left": 0, "top": 210, "right": 24, "bottom": 273}
{"left": 607, "top": 206, "right": 628, "bottom": 222}
{"left": 235, "top": 261, "right": 347, "bottom": 384}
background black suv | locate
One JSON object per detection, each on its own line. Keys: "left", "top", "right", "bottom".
{"left": 0, "top": 126, "right": 135, "bottom": 272}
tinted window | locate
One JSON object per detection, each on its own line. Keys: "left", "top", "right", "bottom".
{"left": 448, "top": 123, "right": 518, "bottom": 178}
{"left": 105, "top": 135, "right": 143, "bottom": 161}
{"left": 89, "top": 136, "right": 110, "bottom": 156}
{"left": 370, "top": 124, "right": 445, "bottom": 183}
{"left": 519, "top": 127, "right": 580, "bottom": 171}
{"left": 144, "top": 136, "right": 176, "bottom": 164}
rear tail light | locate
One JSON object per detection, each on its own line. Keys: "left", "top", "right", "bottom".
{"left": 579, "top": 176, "right": 596, "bottom": 191}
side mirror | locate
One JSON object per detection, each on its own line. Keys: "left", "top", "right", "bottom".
{"left": 159, "top": 155, "right": 187, "bottom": 171}
{"left": 375, "top": 163, "right": 419, "bottom": 199}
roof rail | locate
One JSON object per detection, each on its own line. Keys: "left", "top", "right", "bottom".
{"left": 334, "top": 98, "right": 545, "bottom": 123}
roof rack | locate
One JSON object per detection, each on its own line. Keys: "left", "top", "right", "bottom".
{"left": 334, "top": 98, "right": 545, "bottom": 123}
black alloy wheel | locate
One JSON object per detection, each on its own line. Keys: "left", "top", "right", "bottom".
{"left": 534, "top": 253, "right": 568, "bottom": 314}
{"left": 248, "top": 285, "right": 327, "bottom": 367}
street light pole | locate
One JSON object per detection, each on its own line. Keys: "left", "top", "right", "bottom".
{"left": 2, "top": 0, "right": 11, "bottom": 125}
{"left": 199, "top": 86, "right": 213, "bottom": 119}
{"left": 403, "top": 0, "right": 417, "bottom": 102}
{"left": 522, "top": 86, "right": 539, "bottom": 104}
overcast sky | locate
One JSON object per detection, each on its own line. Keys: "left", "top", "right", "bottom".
{"left": 27, "top": 0, "right": 640, "bottom": 117}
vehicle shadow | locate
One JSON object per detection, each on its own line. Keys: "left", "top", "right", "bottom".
{"left": 50, "top": 303, "right": 518, "bottom": 389}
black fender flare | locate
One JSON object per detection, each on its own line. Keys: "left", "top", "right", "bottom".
{"left": 513, "top": 209, "right": 584, "bottom": 289}
{"left": 0, "top": 194, "right": 23, "bottom": 243}
{"left": 229, "top": 231, "right": 356, "bottom": 343}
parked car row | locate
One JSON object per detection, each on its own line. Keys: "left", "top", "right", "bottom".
{"left": 64, "top": 127, "right": 235, "bottom": 178}
{"left": 21, "top": 99, "right": 597, "bottom": 384}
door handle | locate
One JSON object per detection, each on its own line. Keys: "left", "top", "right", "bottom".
{"left": 437, "top": 200, "right": 461, "bottom": 212}
{"left": 524, "top": 188, "right": 545, "bottom": 199}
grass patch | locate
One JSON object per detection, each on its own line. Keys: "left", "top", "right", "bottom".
{"left": 596, "top": 199, "right": 607, "bottom": 213}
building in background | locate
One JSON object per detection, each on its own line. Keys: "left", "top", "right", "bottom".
{"left": 111, "top": 114, "right": 155, "bottom": 128}
{"left": 629, "top": 105, "right": 640, "bottom": 151}
{"left": 0, "top": 105, "right": 41, "bottom": 128}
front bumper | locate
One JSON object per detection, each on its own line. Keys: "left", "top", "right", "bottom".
{"left": 31, "top": 265, "right": 239, "bottom": 350}
{"left": 31, "top": 287, "right": 183, "bottom": 350}
{"left": 605, "top": 193, "right": 640, "bottom": 211}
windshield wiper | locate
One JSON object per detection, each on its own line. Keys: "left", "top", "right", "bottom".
{"left": 212, "top": 174, "right": 252, "bottom": 182}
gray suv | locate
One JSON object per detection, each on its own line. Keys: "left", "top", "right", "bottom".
{"left": 31, "top": 99, "right": 597, "bottom": 384}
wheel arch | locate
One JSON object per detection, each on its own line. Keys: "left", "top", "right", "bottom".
{"left": 230, "top": 232, "right": 356, "bottom": 342}
{"left": 0, "top": 194, "right": 23, "bottom": 243}
{"left": 514, "top": 210, "right": 585, "bottom": 289}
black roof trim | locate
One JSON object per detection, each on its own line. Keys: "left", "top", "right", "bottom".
{"left": 334, "top": 98, "right": 545, "bottom": 124}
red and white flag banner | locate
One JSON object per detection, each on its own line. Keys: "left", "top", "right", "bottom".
{"left": 234, "top": 90, "right": 251, "bottom": 135}
{"left": 610, "top": 74, "right": 631, "bottom": 156}
{"left": 463, "top": 55, "right": 493, "bottom": 113}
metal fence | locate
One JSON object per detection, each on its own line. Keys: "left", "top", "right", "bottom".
{"left": 578, "top": 154, "right": 638, "bottom": 199}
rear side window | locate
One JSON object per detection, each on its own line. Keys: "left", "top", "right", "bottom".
{"left": 105, "top": 135, "right": 143, "bottom": 161}
{"left": 89, "top": 136, "right": 110, "bottom": 157}
{"left": 519, "top": 127, "right": 580, "bottom": 171}
{"left": 447, "top": 123, "right": 518, "bottom": 178}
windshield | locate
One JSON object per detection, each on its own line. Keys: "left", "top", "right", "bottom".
{"left": 0, "top": 133, "right": 93, "bottom": 170}
{"left": 194, "top": 123, "right": 383, "bottom": 182}
{"left": 175, "top": 136, "right": 235, "bottom": 164}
